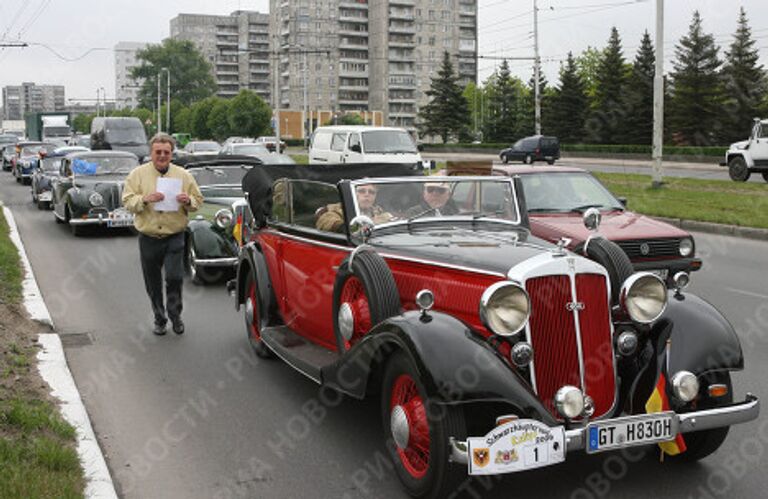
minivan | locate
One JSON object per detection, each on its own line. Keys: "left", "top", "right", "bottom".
{"left": 309, "top": 126, "right": 423, "bottom": 165}
{"left": 499, "top": 135, "right": 560, "bottom": 165}
{"left": 91, "top": 117, "right": 149, "bottom": 161}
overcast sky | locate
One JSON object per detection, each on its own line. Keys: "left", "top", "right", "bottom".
{"left": 0, "top": 0, "right": 766, "bottom": 109}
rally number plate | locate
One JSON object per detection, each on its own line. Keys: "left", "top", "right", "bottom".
{"left": 466, "top": 419, "right": 565, "bottom": 475}
{"left": 108, "top": 209, "right": 134, "bottom": 228}
{"left": 586, "top": 412, "right": 677, "bottom": 454}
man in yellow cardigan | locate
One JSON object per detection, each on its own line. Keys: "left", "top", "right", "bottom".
{"left": 122, "top": 133, "right": 204, "bottom": 336}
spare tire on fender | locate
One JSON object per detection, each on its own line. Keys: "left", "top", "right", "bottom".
{"left": 584, "top": 237, "right": 635, "bottom": 304}
{"left": 332, "top": 250, "right": 401, "bottom": 353}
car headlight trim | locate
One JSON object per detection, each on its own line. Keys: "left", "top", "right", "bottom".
{"left": 620, "top": 272, "right": 668, "bottom": 324}
{"left": 671, "top": 371, "right": 699, "bottom": 403}
{"left": 479, "top": 281, "right": 531, "bottom": 337}
{"left": 89, "top": 192, "right": 104, "bottom": 207}
{"left": 215, "top": 208, "right": 234, "bottom": 229}
{"left": 679, "top": 237, "right": 694, "bottom": 257}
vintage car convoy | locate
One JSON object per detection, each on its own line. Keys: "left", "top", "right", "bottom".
{"left": 51, "top": 150, "right": 139, "bottom": 235}
{"left": 31, "top": 146, "right": 90, "bottom": 209}
{"left": 494, "top": 165, "right": 702, "bottom": 283}
{"left": 231, "top": 163, "right": 758, "bottom": 498}
{"left": 184, "top": 158, "right": 262, "bottom": 284}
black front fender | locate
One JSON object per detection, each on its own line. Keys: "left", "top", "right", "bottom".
{"left": 321, "top": 311, "right": 558, "bottom": 425}
{"left": 188, "top": 220, "right": 237, "bottom": 259}
{"left": 234, "top": 242, "right": 278, "bottom": 326}
{"left": 655, "top": 292, "right": 744, "bottom": 375}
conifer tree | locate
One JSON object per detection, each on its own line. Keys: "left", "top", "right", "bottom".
{"left": 549, "top": 53, "right": 587, "bottom": 143}
{"left": 483, "top": 60, "right": 523, "bottom": 142}
{"left": 720, "top": 7, "right": 767, "bottom": 144}
{"left": 669, "top": 11, "right": 724, "bottom": 145}
{"left": 417, "top": 51, "right": 471, "bottom": 143}
{"left": 586, "top": 27, "right": 627, "bottom": 144}
{"left": 622, "top": 31, "right": 656, "bottom": 145}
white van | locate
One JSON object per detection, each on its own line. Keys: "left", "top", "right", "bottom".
{"left": 309, "top": 126, "right": 424, "bottom": 165}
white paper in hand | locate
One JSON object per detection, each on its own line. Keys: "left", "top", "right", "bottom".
{"left": 155, "top": 177, "right": 182, "bottom": 212}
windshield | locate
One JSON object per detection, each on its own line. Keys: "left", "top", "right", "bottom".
{"left": 21, "top": 144, "right": 55, "bottom": 156}
{"left": 348, "top": 177, "right": 520, "bottom": 227}
{"left": 105, "top": 122, "right": 147, "bottom": 145}
{"left": 232, "top": 144, "right": 269, "bottom": 155}
{"left": 361, "top": 130, "right": 417, "bottom": 154}
{"left": 43, "top": 126, "right": 70, "bottom": 137}
{"left": 520, "top": 173, "right": 623, "bottom": 212}
{"left": 190, "top": 166, "right": 251, "bottom": 187}
{"left": 40, "top": 157, "right": 62, "bottom": 172}
{"left": 192, "top": 142, "right": 219, "bottom": 152}
{"left": 71, "top": 156, "right": 138, "bottom": 176}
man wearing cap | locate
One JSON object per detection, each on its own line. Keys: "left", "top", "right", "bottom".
{"left": 405, "top": 181, "right": 459, "bottom": 218}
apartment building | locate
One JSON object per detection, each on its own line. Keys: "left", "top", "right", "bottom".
{"left": 115, "top": 42, "right": 149, "bottom": 110}
{"left": 270, "top": 0, "right": 477, "bottom": 131}
{"left": 2, "top": 82, "right": 66, "bottom": 120}
{"left": 170, "top": 10, "right": 271, "bottom": 101}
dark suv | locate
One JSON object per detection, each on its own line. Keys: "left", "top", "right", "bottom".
{"left": 499, "top": 135, "right": 560, "bottom": 165}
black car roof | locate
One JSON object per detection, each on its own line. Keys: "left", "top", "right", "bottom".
{"left": 65, "top": 150, "right": 139, "bottom": 160}
{"left": 177, "top": 155, "right": 263, "bottom": 169}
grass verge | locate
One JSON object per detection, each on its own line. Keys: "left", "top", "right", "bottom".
{"left": 0, "top": 207, "right": 85, "bottom": 498}
{"left": 594, "top": 172, "right": 768, "bottom": 229}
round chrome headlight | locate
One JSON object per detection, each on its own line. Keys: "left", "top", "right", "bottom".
{"left": 415, "top": 289, "right": 434, "bottom": 311}
{"left": 620, "top": 273, "right": 668, "bottom": 324}
{"left": 215, "top": 208, "right": 234, "bottom": 229}
{"left": 89, "top": 192, "right": 104, "bottom": 207}
{"left": 479, "top": 281, "right": 531, "bottom": 337}
{"left": 673, "top": 271, "right": 690, "bottom": 290}
{"left": 583, "top": 207, "right": 602, "bottom": 231}
{"left": 679, "top": 238, "right": 694, "bottom": 257}
{"left": 555, "top": 386, "right": 584, "bottom": 419}
{"left": 671, "top": 371, "right": 699, "bottom": 403}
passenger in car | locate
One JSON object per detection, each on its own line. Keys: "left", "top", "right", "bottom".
{"left": 404, "top": 181, "right": 459, "bottom": 217}
{"left": 316, "top": 183, "right": 392, "bottom": 232}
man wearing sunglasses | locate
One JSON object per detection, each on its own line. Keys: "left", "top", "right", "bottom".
{"left": 405, "top": 181, "right": 459, "bottom": 218}
{"left": 316, "top": 183, "right": 392, "bottom": 232}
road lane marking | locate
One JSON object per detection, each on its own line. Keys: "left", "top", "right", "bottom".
{"left": 726, "top": 287, "right": 768, "bottom": 301}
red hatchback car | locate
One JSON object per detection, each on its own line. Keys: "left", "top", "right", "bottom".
{"left": 493, "top": 165, "right": 701, "bottom": 282}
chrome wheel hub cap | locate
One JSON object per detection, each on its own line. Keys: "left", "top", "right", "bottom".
{"left": 338, "top": 303, "right": 354, "bottom": 341}
{"left": 391, "top": 404, "right": 410, "bottom": 450}
{"left": 245, "top": 298, "right": 255, "bottom": 328}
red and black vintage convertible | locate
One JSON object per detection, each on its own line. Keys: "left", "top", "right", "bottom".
{"left": 231, "top": 163, "right": 758, "bottom": 498}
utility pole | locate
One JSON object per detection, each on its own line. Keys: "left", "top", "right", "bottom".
{"left": 303, "top": 50, "right": 308, "bottom": 147}
{"left": 533, "top": 0, "right": 542, "bottom": 135}
{"left": 157, "top": 73, "right": 162, "bottom": 134}
{"left": 273, "top": 34, "right": 281, "bottom": 147}
{"left": 164, "top": 68, "right": 171, "bottom": 134}
{"left": 651, "top": 0, "right": 665, "bottom": 187}
{"left": 99, "top": 87, "right": 106, "bottom": 117}
{"left": 95, "top": 88, "right": 101, "bottom": 118}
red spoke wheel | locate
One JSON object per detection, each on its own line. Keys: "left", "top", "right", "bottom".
{"left": 332, "top": 251, "right": 400, "bottom": 353}
{"left": 244, "top": 273, "right": 274, "bottom": 358}
{"left": 382, "top": 352, "right": 466, "bottom": 498}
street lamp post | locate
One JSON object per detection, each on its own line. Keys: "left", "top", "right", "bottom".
{"left": 156, "top": 72, "right": 162, "bottom": 134}
{"left": 163, "top": 68, "right": 170, "bottom": 134}
{"left": 95, "top": 88, "right": 101, "bottom": 118}
{"left": 99, "top": 87, "right": 106, "bottom": 117}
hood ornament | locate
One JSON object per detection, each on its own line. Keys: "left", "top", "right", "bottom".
{"left": 553, "top": 237, "right": 571, "bottom": 256}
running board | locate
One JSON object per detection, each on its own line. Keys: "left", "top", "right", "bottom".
{"left": 261, "top": 326, "right": 339, "bottom": 384}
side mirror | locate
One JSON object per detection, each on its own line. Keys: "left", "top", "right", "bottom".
{"left": 350, "top": 144, "right": 361, "bottom": 153}
{"left": 349, "top": 215, "right": 374, "bottom": 246}
{"left": 583, "top": 207, "right": 602, "bottom": 232}
{"left": 617, "top": 197, "right": 627, "bottom": 208}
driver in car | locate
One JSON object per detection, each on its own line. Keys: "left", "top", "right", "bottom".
{"left": 316, "top": 183, "right": 392, "bottom": 232}
{"left": 405, "top": 181, "right": 459, "bottom": 217}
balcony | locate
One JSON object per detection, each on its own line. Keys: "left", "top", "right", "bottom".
{"left": 339, "top": 26, "right": 369, "bottom": 36}
{"left": 339, "top": 1, "right": 368, "bottom": 10}
{"left": 459, "top": 39, "right": 476, "bottom": 52}
{"left": 388, "top": 23, "right": 416, "bottom": 34}
{"left": 388, "top": 8, "right": 414, "bottom": 20}
{"left": 389, "top": 0, "right": 415, "bottom": 5}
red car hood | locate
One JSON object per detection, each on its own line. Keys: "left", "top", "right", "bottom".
{"left": 529, "top": 210, "right": 690, "bottom": 246}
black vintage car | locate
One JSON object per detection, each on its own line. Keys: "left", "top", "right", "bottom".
{"left": 231, "top": 163, "right": 758, "bottom": 497}
{"left": 51, "top": 150, "right": 139, "bottom": 236}
{"left": 31, "top": 146, "right": 90, "bottom": 210}
{"left": 184, "top": 158, "right": 262, "bottom": 284}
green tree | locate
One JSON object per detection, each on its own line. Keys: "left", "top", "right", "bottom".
{"left": 189, "top": 97, "right": 219, "bottom": 140}
{"left": 586, "top": 27, "right": 628, "bottom": 143}
{"left": 669, "top": 11, "right": 724, "bottom": 145}
{"left": 417, "top": 51, "right": 470, "bottom": 143}
{"left": 523, "top": 69, "right": 551, "bottom": 136}
{"left": 72, "top": 114, "right": 93, "bottom": 134}
{"left": 549, "top": 53, "right": 588, "bottom": 143}
{"left": 228, "top": 90, "right": 272, "bottom": 137}
{"left": 207, "top": 99, "right": 232, "bottom": 141}
{"left": 720, "top": 7, "right": 767, "bottom": 144}
{"left": 621, "top": 31, "right": 656, "bottom": 145}
{"left": 174, "top": 107, "right": 192, "bottom": 135}
{"left": 483, "top": 60, "right": 524, "bottom": 143}
{"left": 131, "top": 39, "right": 217, "bottom": 109}
{"left": 575, "top": 46, "right": 602, "bottom": 103}
{"left": 339, "top": 114, "right": 365, "bottom": 125}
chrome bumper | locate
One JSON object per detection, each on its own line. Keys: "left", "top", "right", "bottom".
{"left": 194, "top": 257, "right": 238, "bottom": 267}
{"left": 450, "top": 393, "right": 759, "bottom": 464}
{"left": 69, "top": 214, "right": 134, "bottom": 226}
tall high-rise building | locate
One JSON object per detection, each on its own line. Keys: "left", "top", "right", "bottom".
{"left": 271, "top": 0, "right": 477, "bottom": 131}
{"left": 170, "top": 10, "right": 271, "bottom": 101}
{"left": 115, "top": 42, "right": 149, "bottom": 110}
{"left": 2, "top": 82, "right": 66, "bottom": 120}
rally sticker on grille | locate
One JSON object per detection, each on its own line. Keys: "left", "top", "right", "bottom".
{"left": 467, "top": 419, "right": 565, "bottom": 475}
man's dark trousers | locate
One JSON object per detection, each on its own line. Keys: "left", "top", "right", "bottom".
{"left": 138, "top": 232, "right": 185, "bottom": 327}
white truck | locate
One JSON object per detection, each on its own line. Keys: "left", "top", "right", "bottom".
{"left": 721, "top": 118, "right": 768, "bottom": 182}
{"left": 41, "top": 115, "right": 71, "bottom": 142}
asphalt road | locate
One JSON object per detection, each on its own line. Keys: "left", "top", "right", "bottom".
{"left": 2, "top": 173, "right": 767, "bottom": 499}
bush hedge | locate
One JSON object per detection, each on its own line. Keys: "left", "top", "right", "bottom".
{"left": 421, "top": 143, "right": 727, "bottom": 157}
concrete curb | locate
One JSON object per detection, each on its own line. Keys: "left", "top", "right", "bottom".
{"left": 653, "top": 215, "right": 768, "bottom": 242}
{"left": 1, "top": 205, "right": 118, "bottom": 499}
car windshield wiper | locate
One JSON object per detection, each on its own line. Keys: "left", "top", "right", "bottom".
{"left": 407, "top": 207, "right": 436, "bottom": 222}
{"left": 570, "top": 204, "right": 604, "bottom": 213}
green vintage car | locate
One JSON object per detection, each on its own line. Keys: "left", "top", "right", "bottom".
{"left": 185, "top": 159, "right": 261, "bottom": 284}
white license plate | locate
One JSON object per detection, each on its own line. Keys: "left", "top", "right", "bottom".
{"left": 108, "top": 210, "right": 134, "bottom": 227}
{"left": 39, "top": 191, "right": 52, "bottom": 201}
{"left": 466, "top": 419, "right": 565, "bottom": 475}
{"left": 649, "top": 269, "right": 668, "bottom": 280}
{"left": 586, "top": 412, "right": 676, "bottom": 454}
